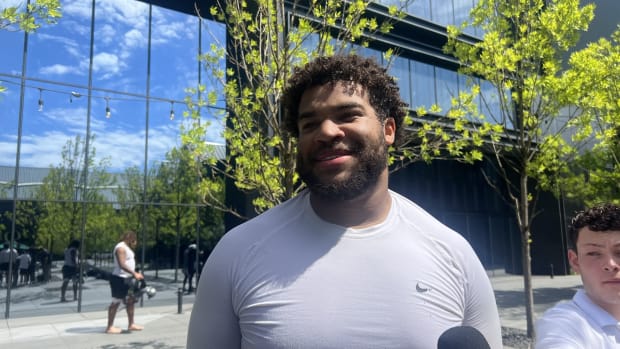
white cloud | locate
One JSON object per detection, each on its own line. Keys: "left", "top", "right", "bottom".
{"left": 77, "top": 52, "right": 124, "bottom": 80}
{"left": 0, "top": 0, "right": 25, "bottom": 11}
{"left": 97, "top": 0, "right": 148, "bottom": 29}
{"left": 10, "top": 131, "right": 79, "bottom": 168}
{"left": 39, "top": 64, "right": 75, "bottom": 76}
{"left": 151, "top": 16, "right": 195, "bottom": 45}
{"left": 98, "top": 24, "right": 117, "bottom": 45}
{"left": 62, "top": 0, "right": 93, "bottom": 20}
{"left": 0, "top": 122, "right": 181, "bottom": 172}
{"left": 92, "top": 52, "right": 120, "bottom": 72}
{"left": 123, "top": 28, "right": 145, "bottom": 49}
{"left": 44, "top": 107, "right": 107, "bottom": 133}
{"left": 34, "top": 33, "right": 81, "bottom": 56}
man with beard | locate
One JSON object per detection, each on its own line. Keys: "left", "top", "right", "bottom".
{"left": 187, "top": 54, "right": 502, "bottom": 348}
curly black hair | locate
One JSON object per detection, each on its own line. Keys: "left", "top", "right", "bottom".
{"left": 281, "top": 54, "right": 408, "bottom": 146}
{"left": 568, "top": 203, "right": 620, "bottom": 250}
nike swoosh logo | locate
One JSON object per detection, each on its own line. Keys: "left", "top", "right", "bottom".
{"left": 416, "top": 282, "right": 430, "bottom": 293}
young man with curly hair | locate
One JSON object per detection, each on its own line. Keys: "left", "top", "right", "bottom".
{"left": 536, "top": 203, "right": 620, "bottom": 348}
{"left": 187, "top": 54, "right": 502, "bottom": 348}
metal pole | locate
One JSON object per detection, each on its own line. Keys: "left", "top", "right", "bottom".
{"left": 177, "top": 287, "right": 183, "bottom": 314}
{"left": 195, "top": 16, "right": 203, "bottom": 287}
{"left": 5, "top": 0, "right": 32, "bottom": 319}
{"left": 78, "top": 0, "right": 97, "bottom": 313}
{"left": 138, "top": 4, "right": 153, "bottom": 308}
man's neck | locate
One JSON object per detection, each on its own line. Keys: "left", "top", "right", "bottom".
{"left": 309, "top": 183, "right": 392, "bottom": 229}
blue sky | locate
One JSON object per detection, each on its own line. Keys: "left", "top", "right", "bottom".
{"left": 0, "top": 0, "right": 225, "bottom": 173}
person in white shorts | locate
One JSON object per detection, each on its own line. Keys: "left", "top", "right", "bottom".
{"left": 105, "top": 230, "right": 144, "bottom": 334}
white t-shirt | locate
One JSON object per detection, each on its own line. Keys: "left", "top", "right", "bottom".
{"left": 17, "top": 253, "right": 31, "bottom": 269}
{"left": 187, "top": 190, "right": 502, "bottom": 349}
{"left": 112, "top": 241, "right": 135, "bottom": 278}
{"left": 535, "top": 289, "right": 620, "bottom": 348}
{"left": 64, "top": 247, "right": 78, "bottom": 267}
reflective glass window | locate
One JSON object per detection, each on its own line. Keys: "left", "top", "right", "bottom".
{"left": 431, "top": 0, "right": 454, "bottom": 26}
{"left": 388, "top": 56, "right": 412, "bottom": 108}
{"left": 0, "top": 28, "right": 23, "bottom": 170}
{"left": 453, "top": 0, "right": 476, "bottom": 36}
{"left": 412, "top": 60, "right": 435, "bottom": 108}
{"left": 435, "top": 66, "right": 459, "bottom": 114}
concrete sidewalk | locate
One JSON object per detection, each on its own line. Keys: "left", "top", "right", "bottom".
{"left": 1, "top": 304, "right": 192, "bottom": 348}
{"left": 1, "top": 268, "right": 582, "bottom": 348}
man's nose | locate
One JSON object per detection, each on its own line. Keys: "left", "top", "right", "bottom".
{"left": 316, "top": 119, "right": 344, "bottom": 142}
{"left": 603, "top": 257, "right": 620, "bottom": 272}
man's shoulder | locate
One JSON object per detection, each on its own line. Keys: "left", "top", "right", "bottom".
{"left": 537, "top": 298, "right": 588, "bottom": 329}
{"left": 536, "top": 297, "right": 601, "bottom": 348}
{"left": 230, "top": 192, "right": 307, "bottom": 233}
{"left": 214, "top": 193, "right": 308, "bottom": 252}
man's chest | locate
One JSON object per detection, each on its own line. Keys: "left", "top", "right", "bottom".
{"left": 232, "top": 244, "right": 467, "bottom": 348}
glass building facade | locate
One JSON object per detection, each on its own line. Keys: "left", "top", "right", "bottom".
{"left": 0, "top": 0, "right": 228, "bottom": 318}
{"left": 1, "top": 0, "right": 580, "bottom": 318}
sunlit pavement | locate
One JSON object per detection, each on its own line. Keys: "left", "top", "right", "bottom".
{"left": 1, "top": 266, "right": 581, "bottom": 348}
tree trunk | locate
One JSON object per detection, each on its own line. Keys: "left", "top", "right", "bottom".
{"left": 520, "top": 173, "right": 535, "bottom": 338}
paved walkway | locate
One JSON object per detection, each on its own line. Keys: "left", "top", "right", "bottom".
{"left": 0, "top": 267, "right": 582, "bottom": 348}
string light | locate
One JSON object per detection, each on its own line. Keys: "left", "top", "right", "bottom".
{"left": 105, "top": 97, "right": 111, "bottom": 118}
{"left": 37, "top": 88, "right": 44, "bottom": 111}
{"left": 69, "top": 91, "right": 81, "bottom": 103}
{"left": 1, "top": 76, "right": 212, "bottom": 120}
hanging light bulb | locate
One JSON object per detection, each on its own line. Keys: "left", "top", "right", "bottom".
{"left": 105, "top": 97, "right": 111, "bottom": 118}
{"left": 70, "top": 91, "right": 81, "bottom": 103}
{"left": 169, "top": 101, "right": 175, "bottom": 120}
{"left": 37, "top": 88, "right": 44, "bottom": 111}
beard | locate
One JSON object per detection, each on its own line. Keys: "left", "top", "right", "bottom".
{"left": 297, "top": 135, "right": 388, "bottom": 201}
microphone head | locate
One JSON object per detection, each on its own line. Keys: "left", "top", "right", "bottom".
{"left": 437, "top": 326, "right": 490, "bottom": 349}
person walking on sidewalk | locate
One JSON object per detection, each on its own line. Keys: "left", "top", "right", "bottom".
{"left": 536, "top": 203, "right": 620, "bottom": 348}
{"left": 17, "top": 249, "right": 31, "bottom": 285}
{"left": 61, "top": 239, "right": 80, "bottom": 301}
{"left": 187, "top": 54, "right": 502, "bottom": 348}
{"left": 105, "top": 230, "right": 144, "bottom": 334}
{"left": 182, "top": 243, "right": 197, "bottom": 293}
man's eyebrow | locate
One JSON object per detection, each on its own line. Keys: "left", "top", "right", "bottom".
{"left": 579, "top": 242, "right": 620, "bottom": 249}
{"left": 581, "top": 242, "right": 604, "bottom": 248}
{"left": 298, "top": 102, "right": 365, "bottom": 120}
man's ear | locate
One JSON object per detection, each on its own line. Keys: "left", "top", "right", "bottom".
{"left": 384, "top": 117, "right": 396, "bottom": 146}
{"left": 568, "top": 249, "right": 581, "bottom": 274}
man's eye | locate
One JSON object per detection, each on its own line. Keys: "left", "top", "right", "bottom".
{"left": 339, "top": 113, "right": 359, "bottom": 122}
{"left": 299, "top": 121, "right": 317, "bottom": 131}
{"left": 586, "top": 251, "right": 601, "bottom": 257}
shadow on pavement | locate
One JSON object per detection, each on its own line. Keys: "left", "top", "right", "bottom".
{"left": 99, "top": 341, "right": 183, "bottom": 349}
{"left": 494, "top": 285, "right": 579, "bottom": 309}
{"left": 65, "top": 326, "right": 110, "bottom": 334}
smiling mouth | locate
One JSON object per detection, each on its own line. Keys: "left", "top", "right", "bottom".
{"left": 315, "top": 147, "right": 354, "bottom": 162}
{"left": 317, "top": 154, "right": 349, "bottom": 161}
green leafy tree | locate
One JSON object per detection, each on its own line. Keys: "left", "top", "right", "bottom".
{"left": 36, "top": 135, "right": 115, "bottom": 255}
{"left": 151, "top": 147, "right": 202, "bottom": 280}
{"left": 559, "top": 27, "right": 620, "bottom": 206}
{"left": 183, "top": 0, "right": 491, "bottom": 219}
{"left": 0, "top": 0, "right": 61, "bottom": 92}
{"left": 0, "top": 199, "right": 41, "bottom": 246}
{"left": 445, "top": 0, "right": 595, "bottom": 338}
{"left": 0, "top": 0, "right": 61, "bottom": 31}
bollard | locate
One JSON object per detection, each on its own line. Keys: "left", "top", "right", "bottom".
{"left": 550, "top": 263, "right": 554, "bottom": 279}
{"left": 177, "top": 288, "right": 183, "bottom": 314}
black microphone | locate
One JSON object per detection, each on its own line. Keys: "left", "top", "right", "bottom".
{"left": 437, "top": 326, "right": 491, "bottom": 349}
